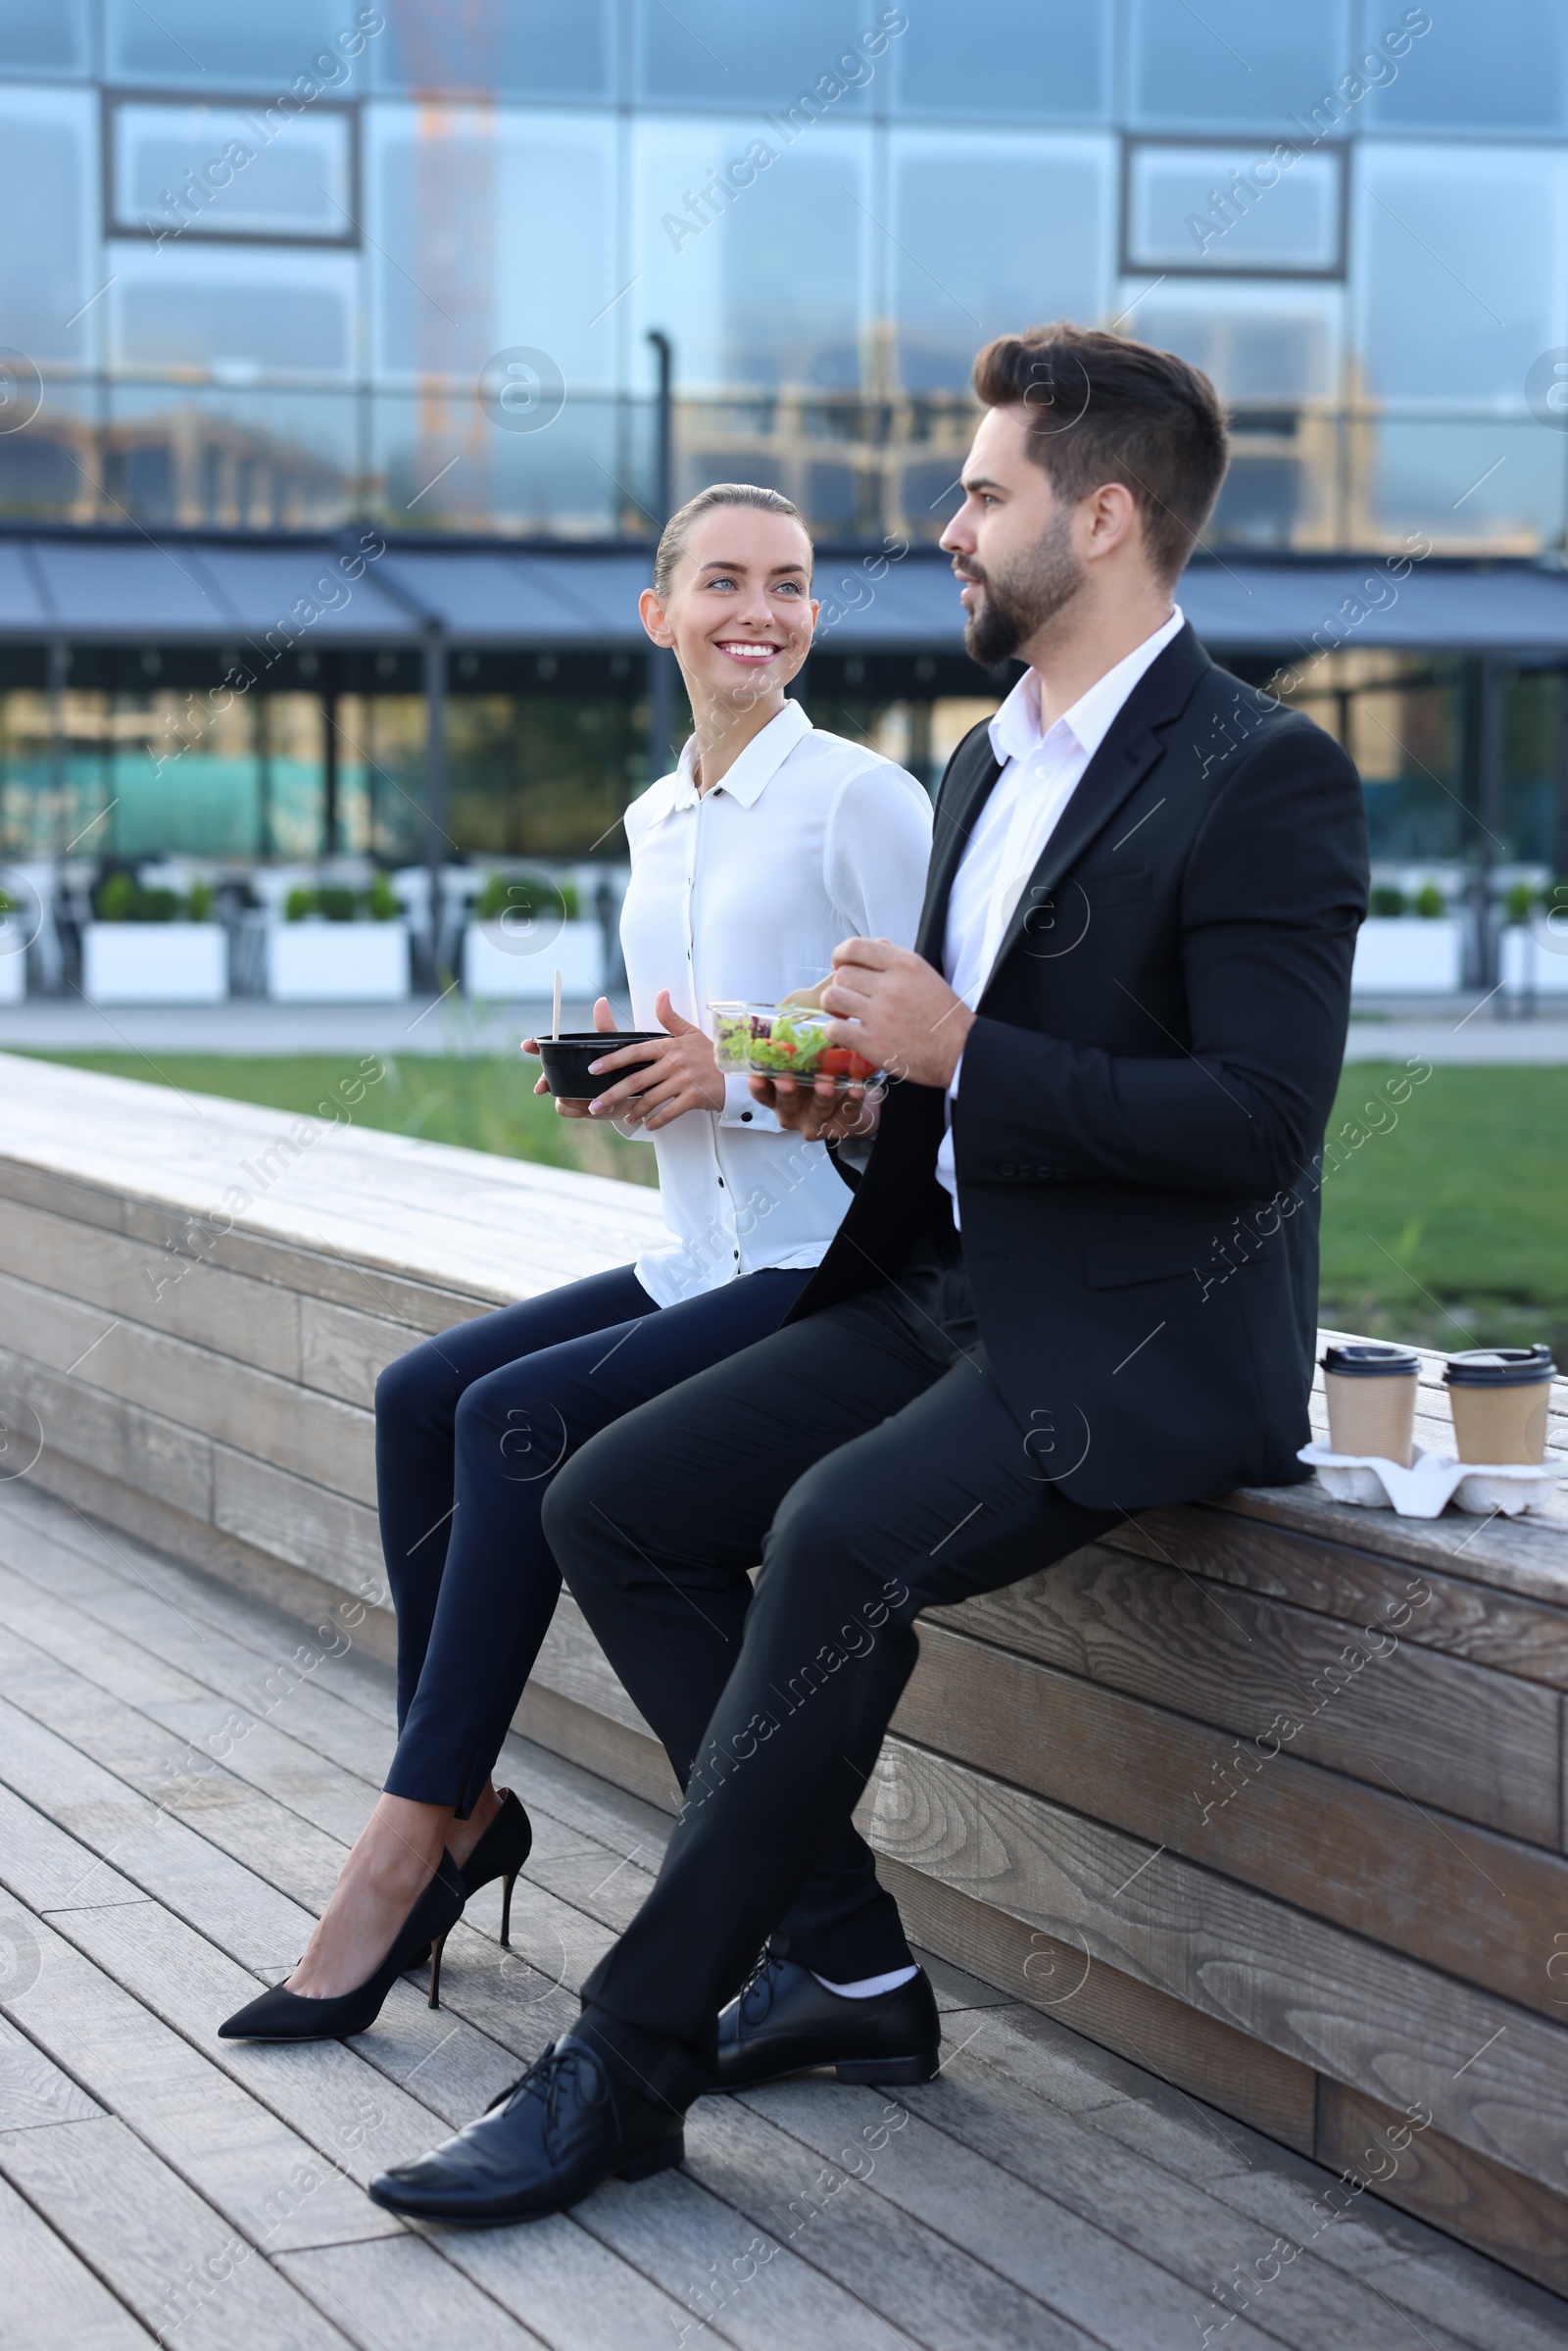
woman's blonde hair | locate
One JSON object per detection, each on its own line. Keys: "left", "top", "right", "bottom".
{"left": 652, "top": 482, "right": 808, "bottom": 602}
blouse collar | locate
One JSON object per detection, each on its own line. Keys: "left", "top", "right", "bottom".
{"left": 648, "top": 697, "right": 812, "bottom": 825}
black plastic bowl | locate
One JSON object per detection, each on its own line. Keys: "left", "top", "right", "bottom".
{"left": 536, "top": 1031, "right": 661, "bottom": 1100}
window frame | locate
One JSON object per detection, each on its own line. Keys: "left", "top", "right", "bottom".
{"left": 103, "top": 86, "right": 362, "bottom": 249}
{"left": 1119, "top": 133, "right": 1349, "bottom": 282}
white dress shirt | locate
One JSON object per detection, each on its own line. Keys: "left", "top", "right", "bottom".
{"left": 936, "top": 606, "right": 1185, "bottom": 1216}
{"left": 619, "top": 698, "right": 932, "bottom": 1305}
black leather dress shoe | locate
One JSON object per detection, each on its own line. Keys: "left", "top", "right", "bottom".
{"left": 368, "top": 2033, "right": 684, "bottom": 2225}
{"left": 714, "top": 1955, "right": 941, "bottom": 2089}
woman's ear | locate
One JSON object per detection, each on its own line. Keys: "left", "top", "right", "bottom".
{"left": 638, "top": 585, "right": 675, "bottom": 649}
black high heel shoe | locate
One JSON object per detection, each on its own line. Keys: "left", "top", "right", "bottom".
{"left": 459, "top": 1788, "right": 533, "bottom": 1945}
{"left": 219, "top": 1848, "right": 466, "bottom": 2042}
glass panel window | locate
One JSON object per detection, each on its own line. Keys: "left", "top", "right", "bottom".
{"left": 632, "top": 119, "right": 871, "bottom": 395}
{"left": 109, "top": 247, "right": 359, "bottom": 378}
{"left": 371, "top": 0, "right": 613, "bottom": 100}
{"left": 1130, "top": 0, "right": 1352, "bottom": 131}
{"left": 1136, "top": 290, "right": 1338, "bottom": 403}
{"left": 1126, "top": 143, "right": 1344, "bottom": 275}
{"left": 1367, "top": 0, "right": 1567, "bottom": 134}
{"left": 368, "top": 107, "right": 617, "bottom": 390}
{"left": 110, "top": 101, "right": 355, "bottom": 245}
{"left": 1354, "top": 147, "right": 1567, "bottom": 402}
{"left": 105, "top": 0, "right": 381, "bottom": 91}
{"left": 893, "top": 0, "right": 1107, "bottom": 120}
{"left": 892, "top": 132, "right": 1114, "bottom": 389}
{"left": 0, "top": 88, "right": 99, "bottom": 367}
{"left": 0, "top": 0, "right": 88, "bottom": 74}
{"left": 634, "top": 0, "right": 880, "bottom": 111}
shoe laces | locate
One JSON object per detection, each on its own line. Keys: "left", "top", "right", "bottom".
{"left": 494, "top": 2037, "right": 608, "bottom": 2137}
{"left": 738, "top": 1948, "right": 782, "bottom": 2024}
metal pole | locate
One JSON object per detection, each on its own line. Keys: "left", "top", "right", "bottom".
{"left": 1556, "top": 666, "right": 1568, "bottom": 884}
{"left": 646, "top": 328, "right": 676, "bottom": 785}
{"left": 321, "top": 661, "right": 339, "bottom": 858}
{"left": 47, "top": 637, "right": 69, "bottom": 824}
{"left": 1475, "top": 656, "right": 1506, "bottom": 994}
{"left": 423, "top": 624, "right": 448, "bottom": 986}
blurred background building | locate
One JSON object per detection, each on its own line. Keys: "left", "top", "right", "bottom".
{"left": 1, "top": 0, "right": 1567, "bottom": 954}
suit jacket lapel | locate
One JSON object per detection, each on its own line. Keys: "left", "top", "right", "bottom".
{"left": 915, "top": 727, "right": 1002, "bottom": 964}
{"left": 981, "top": 624, "right": 1210, "bottom": 985}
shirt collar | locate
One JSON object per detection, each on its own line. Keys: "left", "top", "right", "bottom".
{"left": 648, "top": 697, "right": 813, "bottom": 825}
{"left": 988, "top": 605, "right": 1185, "bottom": 771}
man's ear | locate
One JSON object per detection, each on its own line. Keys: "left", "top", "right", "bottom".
{"left": 1082, "top": 480, "right": 1140, "bottom": 561}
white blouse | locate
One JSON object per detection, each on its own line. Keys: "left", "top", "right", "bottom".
{"left": 617, "top": 699, "right": 932, "bottom": 1307}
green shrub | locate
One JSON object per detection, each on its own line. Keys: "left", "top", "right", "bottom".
{"left": 475, "top": 869, "right": 578, "bottom": 924}
{"left": 284, "top": 885, "right": 318, "bottom": 922}
{"left": 1368, "top": 884, "right": 1405, "bottom": 917}
{"left": 318, "top": 884, "right": 358, "bottom": 922}
{"left": 1413, "top": 882, "right": 1447, "bottom": 919}
{"left": 93, "top": 874, "right": 190, "bottom": 922}
{"left": 0, "top": 886, "right": 15, "bottom": 916}
{"left": 1503, "top": 880, "right": 1538, "bottom": 926}
{"left": 285, "top": 878, "right": 404, "bottom": 922}
{"left": 365, "top": 874, "right": 401, "bottom": 921}
{"left": 186, "top": 881, "right": 216, "bottom": 922}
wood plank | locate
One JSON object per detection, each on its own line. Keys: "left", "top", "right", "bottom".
{"left": 926, "top": 1547, "right": 1561, "bottom": 1844}
{"left": 929, "top": 2001, "right": 1568, "bottom": 2351}
{"left": 0, "top": 2115, "right": 359, "bottom": 2351}
{"left": 1105, "top": 1508, "right": 1568, "bottom": 1690}
{"left": 895, "top": 1618, "right": 1568, "bottom": 2013}
{"left": 0, "top": 1270, "right": 378, "bottom": 1506}
{"left": 1316, "top": 2081, "right": 1568, "bottom": 2307}
{"left": 861, "top": 1736, "right": 1568, "bottom": 2195}
{"left": 276, "top": 2239, "right": 551, "bottom": 2351}
{"left": 0, "top": 2170, "right": 157, "bottom": 2349}
{"left": 720, "top": 2075, "right": 1295, "bottom": 2351}
{"left": 871, "top": 1852, "right": 1317, "bottom": 2156}
{"left": 212, "top": 1448, "right": 384, "bottom": 1596}
{"left": 0, "top": 1194, "right": 304, "bottom": 1383}
{"left": 298, "top": 1296, "right": 432, "bottom": 1409}
{"left": 0, "top": 2012, "right": 104, "bottom": 2132}
{"left": 0, "top": 1780, "right": 149, "bottom": 1915}
{"left": 1211, "top": 1480, "right": 1568, "bottom": 1614}
{"left": 4, "top": 1907, "right": 396, "bottom": 2253}
{"left": 0, "top": 1343, "right": 214, "bottom": 1522}
{"left": 512, "top": 1682, "right": 681, "bottom": 1815}
{"left": 0, "top": 1693, "right": 311, "bottom": 1972}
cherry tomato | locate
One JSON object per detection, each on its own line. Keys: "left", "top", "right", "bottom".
{"left": 819, "top": 1048, "right": 876, "bottom": 1080}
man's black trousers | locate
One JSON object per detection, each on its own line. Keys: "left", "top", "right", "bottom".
{"left": 542, "top": 1217, "right": 1120, "bottom": 2066}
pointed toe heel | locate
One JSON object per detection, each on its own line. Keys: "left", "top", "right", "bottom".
{"left": 459, "top": 1789, "right": 532, "bottom": 1946}
{"left": 499, "top": 1869, "right": 518, "bottom": 1949}
{"left": 219, "top": 1848, "right": 466, "bottom": 2042}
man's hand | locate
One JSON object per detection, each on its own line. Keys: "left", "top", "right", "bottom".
{"left": 750, "top": 1071, "right": 882, "bottom": 1145}
{"left": 820, "top": 938, "right": 973, "bottom": 1089}
{"left": 587, "top": 990, "right": 725, "bottom": 1131}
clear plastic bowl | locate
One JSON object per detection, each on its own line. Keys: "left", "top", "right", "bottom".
{"left": 708, "top": 1002, "right": 777, "bottom": 1075}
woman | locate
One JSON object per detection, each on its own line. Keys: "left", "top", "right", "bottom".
{"left": 220, "top": 484, "right": 932, "bottom": 2040}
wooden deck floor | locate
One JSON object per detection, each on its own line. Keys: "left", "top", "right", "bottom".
{"left": 2, "top": 1481, "right": 1566, "bottom": 2351}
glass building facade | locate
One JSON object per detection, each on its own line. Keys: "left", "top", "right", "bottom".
{"left": 2, "top": 0, "right": 1567, "bottom": 874}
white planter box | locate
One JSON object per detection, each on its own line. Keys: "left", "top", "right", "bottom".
{"left": 464, "top": 917, "right": 603, "bottom": 1001}
{"left": 1502, "top": 918, "right": 1568, "bottom": 996}
{"left": 267, "top": 920, "right": 411, "bottom": 1003}
{"left": 82, "top": 922, "right": 227, "bottom": 1005}
{"left": 0, "top": 916, "right": 24, "bottom": 1003}
{"left": 1351, "top": 916, "right": 1465, "bottom": 996}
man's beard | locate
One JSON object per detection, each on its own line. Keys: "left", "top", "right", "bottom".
{"left": 959, "top": 509, "right": 1084, "bottom": 666}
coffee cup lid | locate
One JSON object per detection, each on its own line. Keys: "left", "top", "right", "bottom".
{"left": 1444, "top": 1345, "right": 1557, "bottom": 1388}
{"left": 1321, "top": 1342, "right": 1420, "bottom": 1378}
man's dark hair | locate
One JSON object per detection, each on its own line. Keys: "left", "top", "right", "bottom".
{"left": 972, "top": 322, "right": 1229, "bottom": 584}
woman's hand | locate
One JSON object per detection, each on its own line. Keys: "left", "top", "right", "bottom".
{"left": 750, "top": 1071, "right": 882, "bottom": 1146}
{"left": 587, "top": 990, "right": 725, "bottom": 1131}
{"left": 521, "top": 996, "right": 616, "bottom": 1120}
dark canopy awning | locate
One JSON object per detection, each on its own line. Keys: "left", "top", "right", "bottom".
{"left": 2, "top": 530, "right": 1567, "bottom": 660}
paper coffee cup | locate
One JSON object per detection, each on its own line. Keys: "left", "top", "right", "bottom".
{"left": 1321, "top": 1343, "right": 1420, "bottom": 1467}
{"left": 1445, "top": 1347, "right": 1556, "bottom": 1465}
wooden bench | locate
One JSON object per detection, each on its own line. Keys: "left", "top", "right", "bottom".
{"left": 3, "top": 1052, "right": 1566, "bottom": 2297}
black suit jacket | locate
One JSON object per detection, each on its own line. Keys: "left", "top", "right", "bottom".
{"left": 788, "top": 623, "right": 1370, "bottom": 1510}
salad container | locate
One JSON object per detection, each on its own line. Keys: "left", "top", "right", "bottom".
{"left": 742, "top": 1006, "right": 879, "bottom": 1090}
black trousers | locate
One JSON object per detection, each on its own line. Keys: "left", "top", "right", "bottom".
{"left": 376, "top": 1262, "right": 810, "bottom": 1815}
{"left": 543, "top": 1217, "right": 1120, "bottom": 2073}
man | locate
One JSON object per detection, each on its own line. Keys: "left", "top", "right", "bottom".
{"left": 370, "top": 323, "right": 1369, "bottom": 2224}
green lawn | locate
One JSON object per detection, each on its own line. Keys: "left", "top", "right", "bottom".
{"left": 23, "top": 1053, "right": 1566, "bottom": 1354}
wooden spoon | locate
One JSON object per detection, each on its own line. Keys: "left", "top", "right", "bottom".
{"left": 780, "top": 974, "right": 832, "bottom": 1010}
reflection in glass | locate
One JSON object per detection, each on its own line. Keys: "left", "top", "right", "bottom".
{"left": 894, "top": 0, "right": 1106, "bottom": 120}
{"left": 112, "top": 102, "right": 354, "bottom": 242}
{"left": 1356, "top": 149, "right": 1565, "bottom": 400}
{"left": 721, "top": 152, "right": 866, "bottom": 390}
{"left": 109, "top": 249, "right": 357, "bottom": 376}
{"left": 105, "top": 0, "right": 367, "bottom": 90}
{"left": 1130, "top": 0, "right": 1350, "bottom": 129}
{"left": 1126, "top": 145, "right": 1342, "bottom": 274}
{"left": 1367, "top": 420, "right": 1568, "bottom": 554}
{"left": 635, "top": 0, "right": 875, "bottom": 109}
{"left": 1367, "top": 0, "right": 1568, "bottom": 134}
{"left": 0, "top": 0, "right": 87, "bottom": 74}
{"left": 372, "top": 0, "right": 612, "bottom": 99}
{"left": 0, "top": 90, "right": 97, "bottom": 366}
{"left": 103, "top": 385, "right": 357, "bottom": 528}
